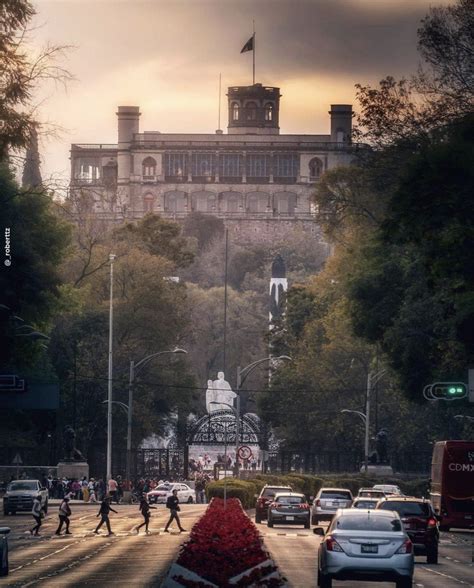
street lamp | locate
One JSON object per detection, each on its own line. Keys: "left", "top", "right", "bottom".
{"left": 126, "top": 348, "right": 187, "bottom": 485}
{"left": 340, "top": 409, "right": 367, "bottom": 425}
{"left": 235, "top": 355, "right": 291, "bottom": 476}
{"left": 106, "top": 253, "right": 116, "bottom": 482}
{"left": 454, "top": 415, "right": 474, "bottom": 423}
{"left": 210, "top": 400, "right": 236, "bottom": 508}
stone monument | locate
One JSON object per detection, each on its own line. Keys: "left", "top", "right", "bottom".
{"left": 205, "top": 372, "right": 237, "bottom": 413}
{"left": 57, "top": 425, "right": 89, "bottom": 480}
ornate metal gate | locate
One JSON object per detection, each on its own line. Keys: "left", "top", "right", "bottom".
{"left": 187, "top": 409, "right": 261, "bottom": 446}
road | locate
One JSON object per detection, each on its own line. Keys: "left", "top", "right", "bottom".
{"left": 256, "top": 517, "right": 474, "bottom": 588}
{"left": 0, "top": 502, "right": 206, "bottom": 587}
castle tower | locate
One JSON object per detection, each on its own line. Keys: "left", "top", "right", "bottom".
{"left": 329, "top": 104, "right": 353, "bottom": 143}
{"left": 116, "top": 106, "right": 140, "bottom": 187}
{"left": 227, "top": 84, "right": 281, "bottom": 135}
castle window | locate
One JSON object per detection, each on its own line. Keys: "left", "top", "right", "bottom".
{"left": 219, "top": 153, "right": 243, "bottom": 181}
{"left": 191, "top": 153, "right": 215, "bottom": 180}
{"left": 274, "top": 153, "right": 299, "bottom": 183}
{"left": 245, "top": 101, "right": 257, "bottom": 121}
{"left": 309, "top": 157, "right": 323, "bottom": 180}
{"left": 220, "top": 191, "right": 242, "bottom": 213}
{"left": 247, "top": 192, "right": 269, "bottom": 213}
{"left": 275, "top": 192, "right": 297, "bottom": 215}
{"left": 143, "top": 193, "right": 154, "bottom": 213}
{"left": 142, "top": 156, "right": 157, "bottom": 178}
{"left": 264, "top": 103, "right": 273, "bottom": 121}
{"left": 164, "top": 190, "right": 187, "bottom": 212}
{"left": 164, "top": 153, "right": 188, "bottom": 180}
{"left": 191, "top": 191, "right": 216, "bottom": 213}
{"left": 231, "top": 102, "right": 240, "bottom": 121}
{"left": 247, "top": 153, "right": 271, "bottom": 182}
{"left": 75, "top": 158, "right": 100, "bottom": 183}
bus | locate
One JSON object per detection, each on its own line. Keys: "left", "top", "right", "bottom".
{"left": 430, "top": 440, "right": 474, "bottom": 531}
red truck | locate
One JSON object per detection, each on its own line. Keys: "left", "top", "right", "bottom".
{"left": 430, "top": 440, "right": 474, "bottom": 531}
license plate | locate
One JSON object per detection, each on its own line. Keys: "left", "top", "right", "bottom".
{"left": 361, "top": 544, "right": 378, "bottom": 553}
{"left": 332, "top": 501, "right": 339, "bottom": 506}
{"left": 286, "top": 516, "right": 295, "bottom": 521}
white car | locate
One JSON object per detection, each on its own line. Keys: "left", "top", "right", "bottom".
{"left": 373, "top": 484, "right": 402, "bottom": 496}
{"left": 147, "top": 483, "right": 194, "bottom": 504}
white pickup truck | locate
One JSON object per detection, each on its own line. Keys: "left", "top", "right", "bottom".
{"left": 3, "top": 480, "right": 48, "bottom": 515}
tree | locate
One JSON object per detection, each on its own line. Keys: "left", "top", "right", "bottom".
{"left": 182, "top": 212, "right": 225, "bottom": 251}
{"left": 0, "top": 0, "right": 72, "bottom": 155}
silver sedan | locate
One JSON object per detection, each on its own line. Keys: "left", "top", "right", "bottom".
{"left": 315, "top": 509, "right": 414, "bottom": 588}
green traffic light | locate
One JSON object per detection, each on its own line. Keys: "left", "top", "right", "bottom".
{"left": 448, "top": 387, "right": 456, "bottom": 394}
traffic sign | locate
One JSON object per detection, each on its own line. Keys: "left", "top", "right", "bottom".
{"left": 12, "top": 453, "right": 22, "bottom": 465}
{"left": 237, "top": 446, "right": 253, "bottom": 460}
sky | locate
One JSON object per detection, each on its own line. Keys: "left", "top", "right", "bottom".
{"left": 30, "top": 0, "right": 455, "bottom": 184}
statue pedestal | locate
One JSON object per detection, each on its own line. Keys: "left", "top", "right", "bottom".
{"left": 57, "top": 461, "right": 89, "bottom": 480}
{"left": 360, "top": 464, "right": 394, "bottom": 477}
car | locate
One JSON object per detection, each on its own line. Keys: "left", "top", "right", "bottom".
{"left": 315, "top": 508, "right": 414, "bottom": 588}
{"left": 311, "top": 488, "right": 353, "bottom": 525}
{"left": 377, "top": 496, "right": 440, "bottom": 564}
{"left": 267, "top": 492, "right": 310, "bottom": 529}
{"left": 352, "top": 497, "right": 380, "bottom": 510}
{"left": 146, "top": 482, "right": 194, "bottom": 504}
{"left": 373, "top": 484, "right": 402, "bottom": 496}
{"left": 255, "top": 485, "right": 293, "bottom": 523}
{"left": 357, "top": 488, "right": 386, "bottom": 500}
{"left": 3, "top": 480, "right": 48, "bottom": 515}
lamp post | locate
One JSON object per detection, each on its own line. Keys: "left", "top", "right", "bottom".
{"left": 210, "top": 400, "right": 236, "bottom": 508}
{"left": 235, "top": 355, "right": 291, "bottom": 477}
{"left": 106, "top": 253, "right": 116, "bottom": 482}
{"left": 126, "top": 348, "right": 187, "bottom": 486}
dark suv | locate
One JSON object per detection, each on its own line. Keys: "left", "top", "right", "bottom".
{"left": 255, "top": 485, "right": 292, "bottom": 523}
{"left": 377, "top": 496, "right": 440, "bottom": 563}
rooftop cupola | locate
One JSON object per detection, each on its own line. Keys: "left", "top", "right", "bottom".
{"left": 227, "top": 83, "right": 281, "bottom": 135}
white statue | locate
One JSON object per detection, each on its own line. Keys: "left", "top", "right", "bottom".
{"left": 206, "top": 372, "right": 236, "bottom": 413}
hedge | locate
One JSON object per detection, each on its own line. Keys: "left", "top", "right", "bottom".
{"left": 206, "top": 474, "right": 430, "bottom": 507}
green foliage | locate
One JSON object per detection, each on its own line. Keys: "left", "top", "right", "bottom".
{"left": 206, "top": 479, "right": 261, "bottom": 508}
{"left": 182, "top": 211, "right": 225, "bottom": 251}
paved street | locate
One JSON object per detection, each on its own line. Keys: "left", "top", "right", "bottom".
{"left": 255, "top": 518, "right": 474, "bottom": 588}
{"left": 1, "top": 503, "right": 206, "bottom": 587}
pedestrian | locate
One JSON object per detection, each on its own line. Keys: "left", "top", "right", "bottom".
{"left": 195, "top": 476, "right": 206, "bottom": 504}
{"left": 108, "top": 477, "right": 118, "bottom": 503}
{"left": 55, "top": 496, "right": 72, "bottom": 535}
{"left": 164, "top": 489, "right": 186, "bottom": 533}
{"left": 136, "top": 494, "right": 156, "bottom": 535}
{"left": 30, "top": 494, "right": 44, "bottom": 536}
{"left": 94, "top": 496, "right": 117, "bottom": 536}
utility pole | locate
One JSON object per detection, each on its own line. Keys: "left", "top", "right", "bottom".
{"left": 106, "top": 253, "right": 116, "bottom": 482}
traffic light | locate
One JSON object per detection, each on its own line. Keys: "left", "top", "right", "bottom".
{"left": 424, "top": 382, "right": 468, "bottom": 400}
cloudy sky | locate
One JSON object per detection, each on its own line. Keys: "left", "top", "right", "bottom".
{"left": 31, "top": 0, "right": 454, "bottom": 182}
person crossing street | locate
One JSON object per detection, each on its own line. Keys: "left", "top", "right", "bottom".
{"left": 30, "top": 494, "right": 44, "bottom": 536}
{"left": 55, "top": 496, "right": 72, "bottom": 535}
{"left": 164, "top": 489, "right": 186, "bottom": 533}
{"left": 94, "top": 496, "right": 117, "bottom": 536}
{"left": 136, "top": 494, "right": 156, "bottom": 534}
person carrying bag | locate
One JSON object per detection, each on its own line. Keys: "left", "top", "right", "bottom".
{"left": 164, "top": 489, "right": 186, "bottom": 533}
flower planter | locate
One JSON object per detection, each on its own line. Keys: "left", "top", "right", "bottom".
{"left": 163, "top": 498, "right": 286, "bottom": 587}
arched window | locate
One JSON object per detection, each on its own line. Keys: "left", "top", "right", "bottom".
{"left": 264, "top": 103, "right": 273, "bottom": 121}
{"left": 309, "top": 157, "right": 323, "bottom": 180}
{"left": 142, "top": 157, "right": 157, "bottom": 178}
{"left": 231, "top": 102, "right": 240, "bottom": 121}
{"left": 164, "top": 191, "right": 187, "bottom": 212}
{"left": 246, "top": 101, "right": 257, "bottom": 121}
{"left": 143, "top": 193, "right": 154, "bottom": 213}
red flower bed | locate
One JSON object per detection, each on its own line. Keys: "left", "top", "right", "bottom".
{"left": 175, "top": 498, "right": 280, "bottom": 587}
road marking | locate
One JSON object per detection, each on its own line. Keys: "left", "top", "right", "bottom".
{"left": 419, "top": 566, "right": 470, "bottom": 585}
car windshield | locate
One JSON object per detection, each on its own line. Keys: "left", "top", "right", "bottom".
{"left": 156, "top": 484, "right": 172, "bottom": 490}
{"left": 8, "top": 481, "right": 38, "bottom": 491}
{"left": 359, "top": 490, "right": 384, "bottom": 497}
{"left": 379, "top": 501, "right": 430, "bottom": 517}
{"left": 321, "top": 491, "right": 351, "bottom": 500}
{"left": 263, "top": 488, "right": 290, "bottom": 498}
{"left": 354, "top": 500, "right": 378, "bottom": 509}
{"left": 335, "top": 515, "right": 402, "bottom": 532}
{"left": 276, "top": 496, "right": 304, "bottom": 504}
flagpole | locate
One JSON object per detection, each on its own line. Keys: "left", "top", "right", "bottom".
{"left": 252, "top": 20, "right": 256, "bottom": 85}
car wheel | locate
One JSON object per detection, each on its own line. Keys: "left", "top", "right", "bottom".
{"left": 319, "top": 571, "right": 332, "bottom": 588}
{"left": 267, "top": 519, "right": 274, "bottom": 528}
{"left": 187, "top": 496, "right": 193, "bottom": 504}
{"left": 44, "top": 501, "right": 48, "bottom": 514}
{"left": 427, "top": 545, "right": 438, "bottom": 564}
{"left": 396, "top": 577, "right": 413, "bottom": 588}
{"left": 255, "top": 514, "right": 262, "bottom": 524}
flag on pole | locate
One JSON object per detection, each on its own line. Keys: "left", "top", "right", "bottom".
{"left": 240, "top": 35, "right": 254, "bottom": 53}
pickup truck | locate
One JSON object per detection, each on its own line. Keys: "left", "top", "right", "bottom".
{"left": 3, "top": 480, "right": 48, "bottom": 515}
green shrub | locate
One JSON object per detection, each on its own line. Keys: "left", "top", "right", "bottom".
{"left": 206, "top": 479, "right": 259, "bottom": 509}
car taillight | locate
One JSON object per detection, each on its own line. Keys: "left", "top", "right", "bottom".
{"left": 325, "top": 536, "right": 343, "bottom": 552}
{"left": 396, "top": 539, "right": 413, "bottom": 554}
{"left": 427, "top": 517, "right": 437, "bottom": 527}
{"left": 315, "top": 499, "right": 321, "bottom": 507}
